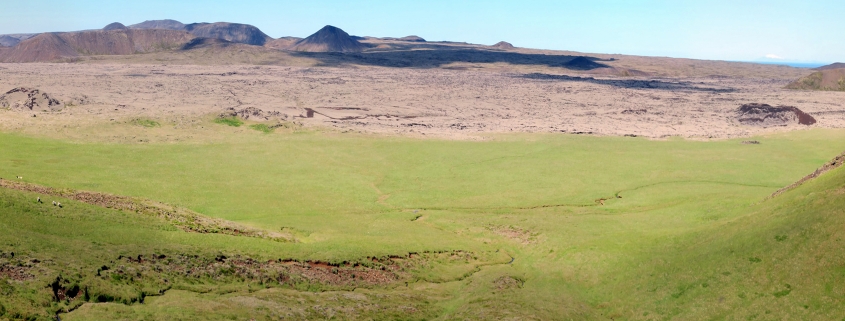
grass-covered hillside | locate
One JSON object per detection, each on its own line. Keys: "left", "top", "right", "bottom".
{"left": 787, "top": 68, "right": 845, "bottom": 91}
{"left": 1, "top": 126, "right": 844, "bottom": 320}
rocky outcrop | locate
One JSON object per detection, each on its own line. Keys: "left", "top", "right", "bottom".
{"left": 0, "top": 88, "right": 64, "bottom": 112}
{"left": 736, "top": 103, "right": 816, "bottom": 127}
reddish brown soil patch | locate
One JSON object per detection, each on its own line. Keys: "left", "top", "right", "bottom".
{"left": 770, "top": 151, "right": 845, "bottom": 199}
{"left": 108, "top": 251, "right": 470, "bottom": 288}
{"left": 0, "top": 179, "right": 293, "bottom": 242}
{"left": 737, "top": 103, "right": 816, "bottom": 127}
{"left": 0, "top": 265, "right": 34, "bottom": 281}
{"left": 0, "top": 251, "right": 37, "bottom": 281}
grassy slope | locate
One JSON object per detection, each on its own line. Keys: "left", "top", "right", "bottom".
{"left": 613, "top": 162, "right": 845, "bottom": 320}
{"left": 0, "top": 127, "right": 844, "bottom": 320}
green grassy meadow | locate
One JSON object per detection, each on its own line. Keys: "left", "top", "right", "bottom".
{"left": 1, "top": 126, "right": 845, "bottom": 320}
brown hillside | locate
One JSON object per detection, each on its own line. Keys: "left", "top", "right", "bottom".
{"left": 184, "top": 22, "right": 270, "bottom": 46}
{"left": 0, "top": 29, "right": 194, "bottom": 63}
{"left": 814, "top": 62, "right": 845, "bottom": 71}
{"left": 289, "top": 25, "right": 365, "bottom": 53}
{"left": 398, "top": 35, "right": 426, "bottom": 42}
{"left": 0, "top": 33, "right": 77, "bottom": 62}
{"left": 786, "top": 68, "right": 845, "bottom": 91}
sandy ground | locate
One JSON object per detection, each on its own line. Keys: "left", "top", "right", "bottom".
{"left": 0, "top": 62, "right": 843, "bottom": 141}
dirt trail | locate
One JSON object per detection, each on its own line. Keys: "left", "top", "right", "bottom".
{"left": 0, "top": 178, "right": 294, "bottom": 242}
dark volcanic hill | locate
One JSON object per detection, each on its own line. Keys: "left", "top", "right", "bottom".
{"left": 103, "top": 22, "right": 128, "bottom": 31}
{"left": 184, "top": 22, "right": 271, "bottom": 46}
{"left": 492, "top": 41, "right": 515, "bottom": 50}
{"left": 786, "top": 68, "right": 845, "bottom": 91}
{"left": 0, "top": 29, "right": 195, "bottom": 63}
{"left": 289, "top": 25, "right": 365, "bottom": 53}
{"left": 815, "top": 62, "right": 845, "bottom": 71}
{"left": 129, "top": 19, "right": 187, "bottom": 31}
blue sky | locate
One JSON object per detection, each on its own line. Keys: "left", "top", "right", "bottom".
{"left": 0, "top": 0, "right": 841, "bottom": 63}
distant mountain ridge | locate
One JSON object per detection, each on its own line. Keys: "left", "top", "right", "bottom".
{"left": 129, "top": 19, "right": 186, "bottom": 31}
{"left": 0, "top": 29, "right": 194, "bottom": 63}
{"left": 815, "top": 62, "right": 845, "bottom": 71}
{"left": 128, "top": 20, "right": 271, "bottom": 46}
{"left": 0, "top": 34, "right": 37, "bottom": 47}
{"left": 184, "top": 22, "right": 271, "bottom": 46}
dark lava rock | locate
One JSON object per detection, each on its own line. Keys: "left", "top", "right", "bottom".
{"left": 737, "top": 103, "right": 816, "bottom": 127}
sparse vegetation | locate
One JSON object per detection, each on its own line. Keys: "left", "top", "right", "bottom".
{"left": 249, "top": 123, "right": 273, "bottom": 133}
{"left": 787, "top": 69, "right": 845, "bottom": 91}
{"left": 129, "top": 118, "right": 160, "bottom": 128}
{"left": 213, "top": 116, "right": 243, "bottom": 127}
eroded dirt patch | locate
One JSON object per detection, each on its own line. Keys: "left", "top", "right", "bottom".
{"left": 487, "top": 225, "right": 537, "bottom": 245}
{"left": 493, "top": 276, "right": 524, "bottom": 290}
{"left": 0, "top": 251, "right": 38, "bottom": 281}
{"left": 0, "top": 179, "right": 293, "bottom": 242}
{"left": 106, "top": 253, "right": 405, "bottom": 288}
